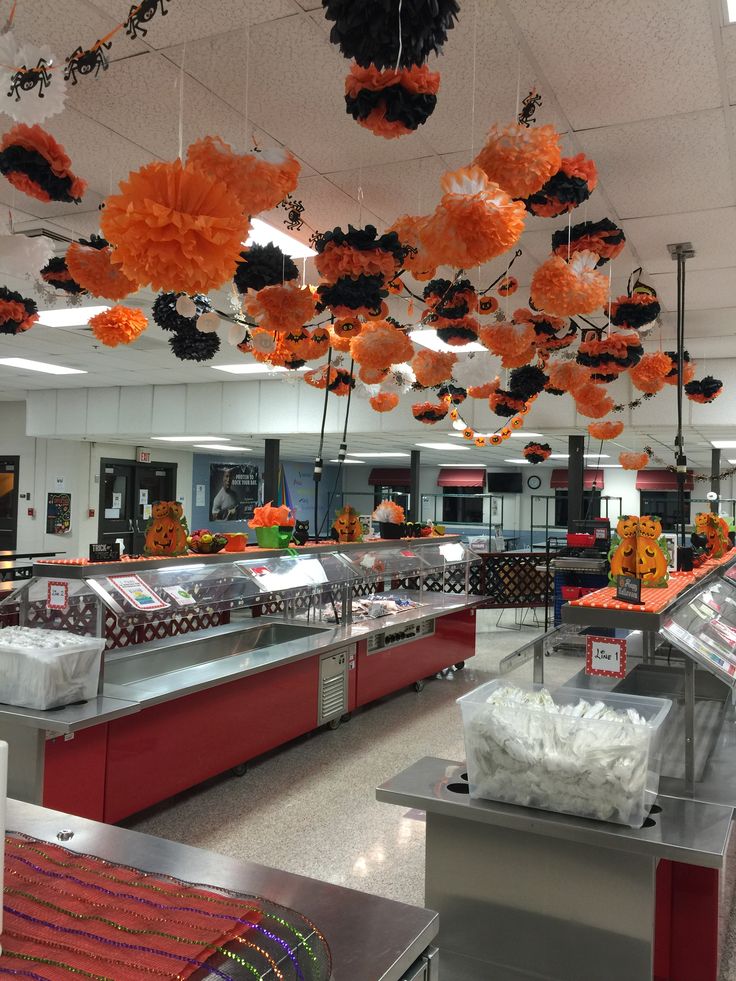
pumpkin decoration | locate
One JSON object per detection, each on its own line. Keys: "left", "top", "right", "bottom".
{"left": 332, "top": 504, "right": 363, "bottom": 543}
{"left": 143, "top": 501, "right": 189, "bottom": 557}
{"left": 636, "top": 515, "right": 669, "bottom": 587}
{"left": 694, "top": 512, "right": 730, "bottom": 559}
{"left": 608, "top": 515, "right": 639, "bottom": 582}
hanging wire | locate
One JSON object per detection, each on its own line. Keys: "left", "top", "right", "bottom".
{"left": 177, "top": 43, "right": 186, "bottom": 161}
{"left": 243, "top": 19, "right": 250, "bottom": 149}
{"left": 470, "top": 0, "right": 478, "bottom": 160}
{"left": 394, "top": 0, "right": 403, "bottom": 71}
{"left": 515, "top": 44, "right": 521, "bottom": 119}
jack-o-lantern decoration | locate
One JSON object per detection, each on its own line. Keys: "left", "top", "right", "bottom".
{"left": 636, "top": 515, "right": 669, "bottom": 587}
{"left": 331, "top": 505, "right": 363, "bottom": 543}
{"left": 608, "top": 515, "right": 639, "bottom": 582}
{"left": 695, "top": 512, "right": 729, "bottom": 559}
{"left": 144, "top": 501, "right": 189, "bottom": 556}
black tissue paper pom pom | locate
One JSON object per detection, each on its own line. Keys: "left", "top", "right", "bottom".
{"left": 436, "top": 323, "right": 478, "bottom": 345}
{"left": 0, "top": 144, "right": 83, "bottom": 204}
{"left": 153, "top": 292, "right": 212, "bottom": 333}
{"left": 234, "top": 243, "right": 299, "bottom": 294}
{"left": 508, "top": 364, "right": 548, "bottom": 400}
{"left": 345, "top": 83, "right": 437, "bottom": 132}
{"left": 435, "top": 383, "right": 466, "bottom": 404}
{"left": 322, "top": 0, "right": 460, "bottom": 69}
{"left": 685, "top": 376, "right": 723, "bottom": 404}
{"left": 168, "top": 324, "right": 221, "bottom": 362}
{"left": 314, "top": 224, "right": 405, "bottom": 262}
{"left": 40, "top": 256, "right": 85, "bottom": 295}
{"left": 0, "top": 285, "right": 38, "bottom": 335}
{"left": 316, "top": 273, "right": 387, "bottom": 313}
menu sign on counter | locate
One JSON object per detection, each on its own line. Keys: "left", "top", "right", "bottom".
{"left": 616, "top": 574, "right": 643, "bottom": 605}
{"left": 108, "top": 573, "right": 168, "bottom": 612}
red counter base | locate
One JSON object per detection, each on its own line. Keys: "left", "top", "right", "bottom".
{"left": 42, "top": 608, "right": 477, "bottom": 823}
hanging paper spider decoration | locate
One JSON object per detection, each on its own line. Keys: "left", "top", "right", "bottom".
{"left": 125, "top": 0, "right": 171, "bottom": 41}
{"left": 0, "top": 285, "right": 38, "bottom": 335}
{"left": 322, "top": 0, "right": 460, "bottom": 70}
{"left": 40, "top": 256, "right": 85, "bottom": 295}
{"left": 0, "top": 33, "right": 67, "bottom": 125}
{"left": 234, "top": 243, "right": 299, "bottom": 294}
{"left": 64, "top": 40, "right": 112, "bottom": 84}
{"left": 0, "top": 123, "right": 87, "bottom": 204}
{"left": 523, "top": 441, "right": 551, "bottom": 464}
{"left": 551, "top": 218, "right": 625, "bottom": 266}
{"left": 685, "top": 377, "right": 723, "bottom": 404}
{"left": 517, "top": 89, "right": 542, "bottom": 127}
{"left": 345, "top": 62, "right": 440, "bottom": 138}
{"left": 279, "top": 194, "right": 305, "bottom": 231}
{"left": 524, "top": 153, "right": 598, "bottom": 218}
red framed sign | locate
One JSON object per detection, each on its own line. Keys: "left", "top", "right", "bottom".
{"left": 46, "top": 580, "right": 69, "bottom": 611}
{"left": 585, "top": 635, "right": 627, "bottom": 679}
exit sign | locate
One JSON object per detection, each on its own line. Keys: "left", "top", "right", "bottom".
{"left": 136, "top": 447, "right": 151, "bottom": 464}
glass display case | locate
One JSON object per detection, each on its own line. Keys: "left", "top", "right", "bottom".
{"left": 662, "top": 572, "right": 736, "bottom": 687}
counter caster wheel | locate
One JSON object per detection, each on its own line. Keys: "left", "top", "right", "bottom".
{"left": 413, "top": 679, "right": 426, "bottom": 693}
{"left": 454, "top": 660, "right": 466, "bottom": 671}
{"left": 232, "top": 763, "right": 248, "bottom": 777}
{"left": 327, "top": 717, "right": 342, "bottom": 731}
{"left": 341, "top": 712, "right": 352, "bottom": 723}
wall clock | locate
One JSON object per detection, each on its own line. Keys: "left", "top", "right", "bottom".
{"left": 527, "top": 475, "right": 542, "bottom": 490}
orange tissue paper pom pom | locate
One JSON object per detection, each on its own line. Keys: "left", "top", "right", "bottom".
{"left": 468, "top": 381, "right": 497, "bottom": 399}
{"left": 546, "top": 360, "right": 589, "bottom": 395}
{"left": 420, "top": 166, "right": 526, "bottom": 269}
{"left": 66, "top": 238, "right": 138, "bottom": 301}
{"left": 350, "top": 319, "right": 414, "bottom": 368}
{"left": 359, "top": 364, "right": 390, "bottom": 384}
{"left": 188, "top": 137, "right": 300, "bottom": 216}
{"left": 370, "top": 391, "right": 400, "bottom": 412}
{"left": 531, "top": 250, "right": 608, "bottom": 317}
{"left": 89, "top": 305, "right": 147, "bottom": 347}
{"left": 0, "top": 123, "right": 87, "bottom": 204}
{"left": 411, "top": 349, "right": 456, "bottom": 387}
{"left": 315, "top": 242, "right": 399, "bottom": 282}
{"left": 245, "top": 283, "right": 317, "bottom": 333}
{"left": 412, "top": 400, "right": 449, "bottom": 424}
{"left": 588, "top": 421, "right": 624, "bottom": 440}
{"left": 387, "top": 213, "right": 436, "bottom": 281}
{"left": 474, "top": 122, "right": 561, "bottom": 198}
{"left": 629, "top": 351, "right": 672, "bottom": 394}
{"left": 573, "top": 381, "right": 615, "bottom": 419}
{"left": 619, "top": 452, "right": 650, "bottom": 471}
{"left": 479, "top": 319, "right": 535, "bottom": 368}
{"left": 101, "top": 160, "right": 248, "bottom": 294}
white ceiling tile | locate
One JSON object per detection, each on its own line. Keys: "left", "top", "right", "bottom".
{"left": 577, "top": 110, "right": 735, "bottom": 219}
{"left": 721, "top": 24, "right": 736, "bottom": 104}
{"left": 507, "top": 0, "right": 721, "bottom": 129}
{"left": 648, "top": 267, "right": 736, "bottom": 312}
{"left": 621, "top": 208, "right": 736, "bottom": 275}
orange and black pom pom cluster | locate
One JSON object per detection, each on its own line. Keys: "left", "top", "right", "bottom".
{"left": 523, "top": 441, "right": 552, "bottom": 464}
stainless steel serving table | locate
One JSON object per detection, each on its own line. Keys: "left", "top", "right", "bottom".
{"left": 377, "top": 758, "right": 734, "bottom": 981}
{"left": 6, "top": 798, "right": 440, "bottom": 981}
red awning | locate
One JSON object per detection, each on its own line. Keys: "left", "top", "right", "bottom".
{"left": 635, "top": 469, "right": 694, "bottom": 492}
{"left": 437, "top": 468, "right": 487, "bottom": 488}
{"left": 368, "top": 467, "right": 411, "bottom": 487}
{"left": 550, "top": 468, "right": 605, "bottom": 490}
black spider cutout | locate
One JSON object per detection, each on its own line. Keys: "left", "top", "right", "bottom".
{"left": 8, "top": 59, "right": 52, "bottom": 101}
{"left": 64, "top": 40, "right": 112, "bottom": 84}
{"left": 125, "top": 0, "right": 170, "bottom": 40}
{"left": 517, "top": 89, "right": 542, "bottom": 128}
{"left": 279, "top": 194, "right": 305, "bottom": 231}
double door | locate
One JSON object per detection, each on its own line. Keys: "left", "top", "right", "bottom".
{"left": 98, "top": 459, "right": 177, "bottom": 555}
{"left": 0, "top": 456, "right": 19, "bottom": 551}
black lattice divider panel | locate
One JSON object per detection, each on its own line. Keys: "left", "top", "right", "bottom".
{"left": 480, "top": 553, "right": 552, "bottom": 609}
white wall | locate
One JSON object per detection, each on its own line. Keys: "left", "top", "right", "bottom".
{"left": 0, "top": 403, "right": 192, "bottom": 555}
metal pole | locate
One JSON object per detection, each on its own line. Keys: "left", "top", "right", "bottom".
{"left": 409, "top": 450, "right": 421, "bottom": 522}
{"left": 567, "top": 435, "right": 584, "bottom": 534}
{"left": 668, "top": 241, "right": 694, "bottom": 547}
{"left": 263, "top": 439, "right": 279, "bottom": 506}
{"left": 711, "top": 448, "right": 721, "bottom": 514}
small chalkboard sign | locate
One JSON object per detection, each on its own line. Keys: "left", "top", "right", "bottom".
{"left": 89, "top": 542, "right": 120, "bottom": 563}
{"left": 616, "top": 574, "right": 643, "bottom": 605}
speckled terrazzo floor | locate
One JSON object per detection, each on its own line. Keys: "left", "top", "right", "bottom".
{"left": 124, "top": 612, "right": 736, "bottom": 980}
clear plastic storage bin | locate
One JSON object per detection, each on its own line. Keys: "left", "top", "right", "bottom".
{"left": 457, "top": 680, "right": 672, "bottom": 827}
{"left": 0, "top": 628, "right": 105, "bottom": 710}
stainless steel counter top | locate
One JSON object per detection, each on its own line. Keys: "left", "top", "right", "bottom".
{"left": 0, "top": 592, "right": 479, "bottom": 731}
{"left": 377, "top": 756, "right": 734, "bottom": 869}
{"left": 6, "top": 798, "right": 438, "bottom": 981}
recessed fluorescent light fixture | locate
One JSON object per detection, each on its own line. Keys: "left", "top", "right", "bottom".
{"left": 504, "top": 458, "right": 530, "bottom": 465}
{"left": 245, "top": 217, "right": 316, "bottom": 259}
{"left": 725, "top": 0, "right": 736, "bottom": 24}
{"left": 509, "top": 432, "right": 543, "bottom": 438}
{"left": 347, "top": 452, "right": 409, "bottom": 458}
{"left": 0, "top": 357, "right": 86, "bottom": 375}
{"left": 409, "top": 329, "right": 485, "bottom": 353}
{"left": 729, "top": 459, "right": 736, "bottom": 465}
{"left": 211, "top": 363, "right": 308, "bottom": 374}
{"left": 330, "top": 458, "right": 364, "bottom": 463}
{"left": 37, "top": 306, "right": 110, "bottom": 328}
{"left": 151, "top": 436, "right": 230, "bottom": 442}
{"left": 549, "top": 453, "right": 569, "bottom": 459}
{"left": 600, "top": 464, "right": 623, "bottom": 468}
{"left": 711, "top": 440, "right": 736, "bottom": 449}
{"left": 194, "top": 444, "right": 252, "bottom": 452}
{"left": 416, "top": 443, "right": 470, "bottom": 451}
{"left": 584, "top": 453, "right": 609, "bottom": 459}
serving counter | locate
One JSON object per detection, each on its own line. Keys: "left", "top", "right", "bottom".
{"left": 379, "top": 550, "right": 736, "bottom": 981}
{"left": 0, "top": 538, "right": 481, "bottom": 822}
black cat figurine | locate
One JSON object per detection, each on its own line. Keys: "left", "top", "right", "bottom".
{"left": 292, "top": 519, "right": 309, "bottom": 546}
